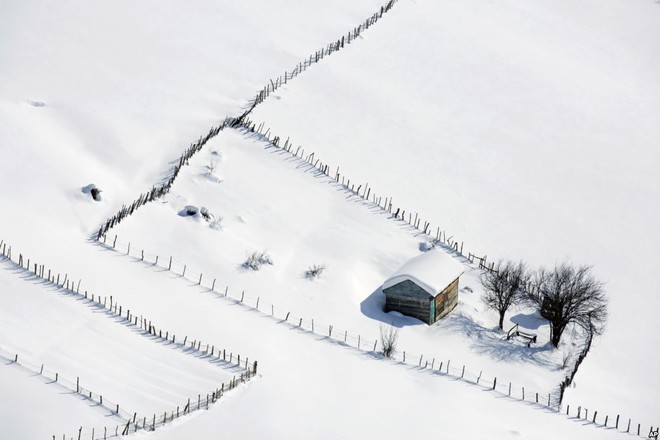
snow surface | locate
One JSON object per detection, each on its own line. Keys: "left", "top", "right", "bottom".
{"left": 0, "top": 357, "right": 125, "bottom": 439}
{"left": 382, "top": 248, "right": 464, "bottom": 296}
{"left": 109, "top": 128, "right": 566, "bottom": 394}
{"left": 0, "top": 256, "right": 236, "bottom": 417}
{"left": 248, "top": 0, "right": 660, "bottom": 427}
{"left": 1, "top": 0, "right": 658, "bottom": 437}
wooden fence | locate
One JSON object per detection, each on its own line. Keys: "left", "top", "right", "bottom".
{"left": 0, "top": 240, "right": 255, "bottom": 375}
{"left": 0, "top": 346, "right": 129, "bottom": 439}
{"left": 96, "top": 0, "right": 400, "bottom": 242}
{"left": 97, "top": 234, "right": 657, "bottom": 438}
{"left": 247, "top": 0, "right": 399, "bottom": 111}
{"left": 0, "top": 238, "right": 258, "bottom": 439}
{"left": 231, "top": 116, "right": 495, "bottom": 274}
{"left": 100, "top": 237, "right": 556, "bottom": 402}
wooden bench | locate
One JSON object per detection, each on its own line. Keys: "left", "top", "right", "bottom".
{"left": 507, "top": 324, "right": 537, "bottom": 347}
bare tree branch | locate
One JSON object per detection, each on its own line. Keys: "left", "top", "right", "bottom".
{"left": 528, "top": 262, "right": 607, "bottom": 347}
{"left": 481, "top": 260, "right": 528, "bottom": 330}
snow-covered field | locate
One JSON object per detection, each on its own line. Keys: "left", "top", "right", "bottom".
{"left": 247, "top": 0, "right": 660, "bottom": 428}
{"left": 0, "top": 356, "right": 125, "bottom": 439}
{"left": 109, "top": 127, "right": 566, "bottom": 394}
{"left": 1, "top": 0, "right": 658, "bottom": 437}
{"left": 0, "top": 256, "right": 237, "bottom": 417}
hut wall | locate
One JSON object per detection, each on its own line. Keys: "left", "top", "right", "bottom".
{"left": 383, "top": 280, "right": 433, "bottom": 324}
{"left": 434, "top": 277, "right": 459, "bottom": 322}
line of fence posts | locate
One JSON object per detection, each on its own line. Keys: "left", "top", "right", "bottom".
{"left": 54, "top": 368, "right": 258, "bottom": 440}
{"left": 94, "top": 0, "right": 401, "bottom": 244}
{"left": 97, "top": 119, "right": 230, "bottom": 240}
{"left": 249, "top": 0, "right": 399, "bottom": 109}
{"left": 102, "top": 237, "right": 560, "bottom": 406}
{"left": 563, "top": 403, "right": 657, "bottom": 439}
{"left": 0, "top": 348, "right": 131, "bottom": 439}
{"left": 0, "top": 241, "right": 259, "bottom": 439}
{"left": 96, "top": 235, "right": 659, "bottom": 438}
{"left": 229, "top": 117, "right": 496, "bottom": 276}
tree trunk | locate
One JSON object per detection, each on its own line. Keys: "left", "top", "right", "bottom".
{"left": 498, "top": 311, "right": 505, "bottom": 330}
{"left": 551, "top": 324, "right": 562, "bottom": 347}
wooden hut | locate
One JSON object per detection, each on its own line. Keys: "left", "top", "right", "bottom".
{"left": 382, "top": 250, "right": 464, "bottom": 325}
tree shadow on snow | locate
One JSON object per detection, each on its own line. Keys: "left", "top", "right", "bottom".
{"left": 439, "top": 313, "right": 557, "bottom": 369}
{"left": 510, "top": 310, "right": 547, "bottom": 331}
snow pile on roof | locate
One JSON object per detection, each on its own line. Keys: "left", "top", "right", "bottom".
{"left": 382, "top": 249, "right": 464, "bottom": 297}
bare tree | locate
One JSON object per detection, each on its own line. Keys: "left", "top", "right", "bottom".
{"left": 380, "top": 325, "right": 399, "bottom": 359}
{"left": 529, "top": 263, "right": 607, "bottom": 348}
{"left": 481, "top": 260, "right": 528, "bottom": 330}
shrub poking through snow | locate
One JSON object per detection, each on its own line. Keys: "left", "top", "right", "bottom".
{"left": 209, "top": 217, "right": 223, "bottom": 230}
{"left": 243, "top": 251, "right": 273, "bottom": 271}
{"left": 305, "top": 264, "right": 327, "bottom": 279}
{"left": 82, "top": 184, "right": 102, "bottom": 201}
{"left": 380, "top": 325, "right": 399, "bottom": 359}
{"left": 200, "top": 207, "right": 212, "bottom": 221}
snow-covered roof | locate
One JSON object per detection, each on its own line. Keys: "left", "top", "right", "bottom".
{"left": 382, "top": 249, "right": 464, "bottom": 297}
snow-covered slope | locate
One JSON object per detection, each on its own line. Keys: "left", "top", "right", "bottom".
{"left": 109, "top": 127, "right": 566, "bottom": 393}
{"left": 248, "top": 0, "right": 660, "bottom": 426}
{"left": 0, "top": 0, "right": 385, "bottom": 260}
{"left": 1, "top": 0, "right": 658, "bottom": 437}
{"left": 0, "top": 256, "right": 236, "bottom": 417}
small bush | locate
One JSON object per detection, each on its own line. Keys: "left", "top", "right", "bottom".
{"left": 380, "top": 325, "right": 399, "bottom": 359}
{"left": 305, "top": 264, "right": 327, "bottom": 279}
{"left": 243, "top": 251, "right": 273, "bottom": 271}
{"left": 206, "top": 161, "right": 217, "bottom": 174}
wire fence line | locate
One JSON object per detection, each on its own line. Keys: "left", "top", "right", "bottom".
{"left": 0, "top": 239, "right": 255, "bottom": 375}
{"left": 97, "top": 234, "right": 658, "bottom": 438}
{"left": 0, "top": 238, "right": 259, "bottom": 439}
{"left": 95, "top": 0, "right": 400, "bottom": 244}
{"left": 245, "top": 0, "right": 399, "bottom": 112}
{"left": 0, "top": 346, "right": 130, "bottom": 439}
{"left": 227, "top": 119, "right": 607, "bottom": 411}
{"left": 99, "top": 237, "right": 555, "bottom": 399}
{"left": 231, "top": 117, "right": 496, "bottom": 274}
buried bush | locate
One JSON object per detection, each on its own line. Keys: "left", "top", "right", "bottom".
{"left": 380, "top": 325, "right": 399, "bottom": 359}
{"left": 82, "top": 184, "right": 102, "bottom": 201}
{"left": 305, "top": 264, "right": 327, "bottom": 279}
{"left": 242, "top": 251, "right": 273, "bottom": 271}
